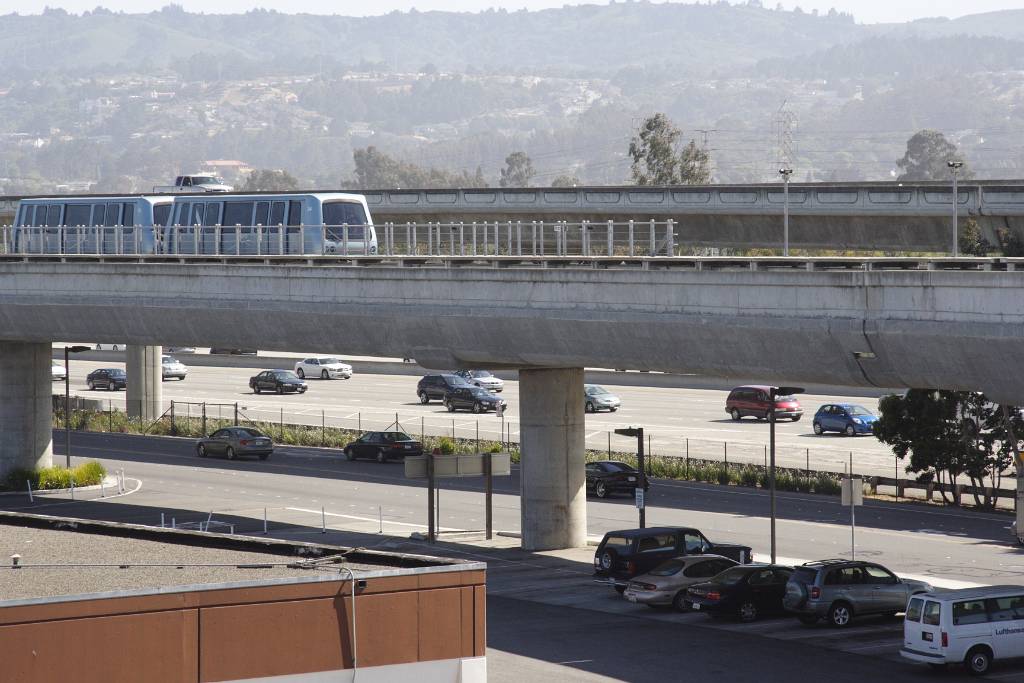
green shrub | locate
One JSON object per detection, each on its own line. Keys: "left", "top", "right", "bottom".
{"left": 738, "top": 466, "right": 760, "bottom": 488}
{"left": 437, "top": 437, "right": 457, "bottom": 455}
{"left": 73, "top": 461, "right": 106, "bottom": 486}
{"left": 814, "top": 474, "right": 841, "bottom": 495}
{"left": 37, "top": 466, "right": 72, "bottom": 490}
{"left": 716, "top": 466, "right": 732, "bottom": 486}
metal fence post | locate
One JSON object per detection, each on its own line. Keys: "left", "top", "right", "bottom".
{"left": 406, "top": 222, "right": 412, "bottom": 255}
{"left": 582, "top": 220, "right": 589, "bottom": 256}
{"left": 649, "top": 219, "right": 656, "bottom": 256}
{"left": 472, "top": 221, "right": 478, "bottom": 255}
{"left": 234, "top": 402, "right": 239, "bottom": 425}
{"left": 412, "top": 223, "right": 418, "bottom": 255}
{"left": 666, "top": 218, "right": 675, "bottom": 256}
{"left": 507, "top": 220, "right": 513, "bottom": 256}
{"left": 427, "top": 221, "right": 433, "bottom": 255}
{"left": 459, "top": 222, "right": 465, "bottom": 256}
{"left": 170, "top": 401, "right": 176, "bottom": 436}
{"left": 516, "top": 220, "right": 522, "bottom": 256}
{"left": 628, "top": 219, "right": 635, "bottom": 256}
{"left": 539, "top": 221, "right": 545, "bottom": 256}
{"left": 202, "top": 402, "right": 207, "bottom": 436}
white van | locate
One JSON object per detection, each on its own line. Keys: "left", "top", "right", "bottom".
{"left": 901, "top": 586, "right": 1024, "bottom": 675}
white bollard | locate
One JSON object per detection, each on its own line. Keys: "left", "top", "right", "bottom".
{"left": 378, "top": 505, "right": 383, "bottom": 534}
{"left": 321, "top": 506, "right": 327, "bottom": 534}
{"left": 100, "top": 480, "right": 105, "bottom": 498}
{"left": 26, "top": 480, "right": 33, "bottom": 504}
{"left": 70, "top": 478, "right": 75, "bottom": 500}
{"left": 263, "top": 508, "right": 268, "bottom": 535}
{"left": 161, "top": 512, "right": 165, "bottom": 528}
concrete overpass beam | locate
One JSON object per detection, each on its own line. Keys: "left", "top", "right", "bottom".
{"left": 0, "top": 341, "right": 53, "bottom": 477}
{"left": 126, "top": 345, "right": 162, "bottom": 422}
{"left": 519, "top": 367, "right": 586, "bottom": 551}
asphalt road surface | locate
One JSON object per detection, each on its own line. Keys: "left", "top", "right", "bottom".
{"left": 5, "top": 431, "right": 1022, "bottom": 681}
{"left": 62, "top": 359, "right": 903, "bottom": 477}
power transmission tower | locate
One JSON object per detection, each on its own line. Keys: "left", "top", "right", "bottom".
{"left": 695, "top": 128, "right": 718, "bottom": 180}
{"left": 775, "top": 100, "right": 798, "bottom": 171}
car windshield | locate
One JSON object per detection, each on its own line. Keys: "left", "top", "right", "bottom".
{"left": 602, "top": 535, "right": 633, "bottom": 550}
{"left": 585, "top": 385, "right": 608, "bottom": 395}
{"left": 319, "top": 358, "right": 342, "bottom": 365}
{"left": 162, "top": 357, "right": 178, "bottom": 363}
{"left": 603, "top": 462, "right": 635, "bottom": 473}
{"left": 847, "top": 405, "right": 873, "bottom": 416}
{"left": 237, "top": 428, "right": 265, "bottom": 438}
{"left": 447, "top": 375, "right": 472, "bottom": 386}
{"left": 648, "top": 559, "right": 686, "bottom": 576}
{"left": 471, "top": 370, "right": 493, "bottom": 378}
{"left": 713, "top": 567, "right": 752, "bottom": 586}
{"left": 276, "top": 371, "right": 299, "bottom": 380}
{"left": 385, "top": 432, "right": 414, "bottom": 442}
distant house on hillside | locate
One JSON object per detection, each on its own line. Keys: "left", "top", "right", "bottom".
{"left": 201, "top": 159, "right": 252, "bottom": 183}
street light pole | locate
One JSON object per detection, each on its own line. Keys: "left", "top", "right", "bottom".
{"left": 779, "top": 168, "right": 793, "bottom": 256}
{"left": 948, "top": 160, "right": 963, "bottom": 257}
{"left": 769, "top": 386, "right": 804, "bottom": 564}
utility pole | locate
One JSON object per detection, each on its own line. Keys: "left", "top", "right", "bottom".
{"left": 948, "top": 160, "right": 964, "bottom": 257}
{"left": 779, "top": 168, "right": 793, "bottom": 256}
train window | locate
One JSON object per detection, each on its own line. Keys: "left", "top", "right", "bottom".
{"left": 91, "top": 204, "right": 105, "bottom": 226}
{"left": 270, "top": 201, "right": 286, "bottom": 226}
{"left": 175, "top": 203, "right": 191, "bottom": 226}
{"left": 65, "top": 204, "right": 91, "bottom": 226}
{"left": 121, "top": 203, "right": 135, "bottom": 227}
{"left": 153, "top": 204, "right": 171, "bottom": 226}
{"left": 288, "top": 200, "right": 302, "bottom": 226}
{"left": 223, "top": 201, "right": 254, "bottom": 227}
{"left": 104, "top": 203, "right": 119, "bottom": 227}
{"left": 254, "top": 201, "right": 270, "bottom": 227}
{"left": 323, "top": 201, "right": 367, "bottom": 226}
{"left": 45, "top": 204, "right": 62, "bottom": 227}
{"left": 191, "top": 203, "right": 205, "bottom": 226}
{"left": 203, "top": 202, "right": 221, "bottom": 226}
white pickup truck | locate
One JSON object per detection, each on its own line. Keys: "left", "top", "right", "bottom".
{"left": 153, "top": 175, "right": 233, "bottom": 193}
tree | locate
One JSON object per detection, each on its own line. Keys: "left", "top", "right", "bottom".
{"left": 499, "top": 151, "right": 535, "bottom": 188}
{"left": 629, "top": 114, "right": 713, "bottom": 185}
{"left": 873, "top": 389, "right": 1018, "bottom": 508}
{"left": 678, "top": 139, "right": 711, "bottom": 184}
{"left": 629, "top": 113, "right": 680, "bottom": 185}
{"left": 350, "top": 146, "right": 488, "bottom": 189}
{"left": 896, "top": 129, "right": 972, "bottom": 181}
{"left": 550, "top": 173, "right": 580, "bottom": 187}
{"left": 242, "top": 169, "right": 300, "bottom": 192}
{"left": 958, "top": 218, "right": 990, "bottom": 256}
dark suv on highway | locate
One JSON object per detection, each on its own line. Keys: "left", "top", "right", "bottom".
{"left": 249, "top": 370, "right": 307, "bottom": 394}
{"left": 594, "top": 526, "right": 754, "bottom": 592}
{"left": 417, "top": 373, "right": 472, "bottom": 404}
{"left": 444, "top": 386, "right": 506, "bottom": 413}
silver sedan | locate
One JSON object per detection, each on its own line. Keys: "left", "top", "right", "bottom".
{"left": 196, "top": 427, "right": 273, "bottom": 460}
{"left": 624, "top": 555, "right": 738, "bottom": 611}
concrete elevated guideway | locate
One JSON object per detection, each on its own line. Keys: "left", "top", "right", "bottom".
{"left": 6, "top": 180, "right": 1024, "bottom": 251}
{"left": 3, "top": 254, "right": 1024, "bottom": 549}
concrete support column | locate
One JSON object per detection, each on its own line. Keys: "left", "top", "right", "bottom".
{"left": 0, "top": 341, "right": 53, "bottom": 477}
{"left": 126, "top": 345, "right": 162, "bottom": 422}
{"left": 519, "top": 367, "right": 586, "bottom": 551}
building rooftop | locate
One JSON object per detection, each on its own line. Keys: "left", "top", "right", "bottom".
{"left": 0, "top": 512, "right": 480, "bottom": 605}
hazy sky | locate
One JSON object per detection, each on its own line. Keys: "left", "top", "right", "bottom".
{"left": 4, "top": 1, "right": 1024, "bottom": 25}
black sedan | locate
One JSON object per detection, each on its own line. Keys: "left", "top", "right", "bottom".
{"left": 586, "top": 460, "right": 648, "bottom": 498}
{"left": 443, "top": 386, "right": 507, "bottom": 414}
{"left": 196, "top": 427, "right": 273, "bottom": 460}
{"left": 86, "top": 368, "right": 126, "bottom": 391}
{"left": 250, "top": 370, "right": 307, "bottom": 394}
{"left": 343, "top": 431, "right": 424, "bottom": 463}
{"left": 686, "top": 564, "right": 794, "bottom": 622}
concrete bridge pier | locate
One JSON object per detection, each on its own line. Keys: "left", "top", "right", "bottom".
{"left": 126, "top": 345, "right": 162, "bottom": 422}
{"left": 0, "top": 341, "right": 53, "bottom": 477}
{"left": 519, "top": 367, "right": 587, "bottom": 551}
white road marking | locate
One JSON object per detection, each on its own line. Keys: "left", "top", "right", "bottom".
{"left": 286, "top": 506, "right": 462, "bottom": 532}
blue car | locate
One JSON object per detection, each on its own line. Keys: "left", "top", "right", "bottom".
{"left": 812, "top": 403, "right": 878, "bottom": 436}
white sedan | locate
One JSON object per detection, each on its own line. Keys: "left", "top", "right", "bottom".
{"left": 294, "top": 357, "right": 353, "bottom": 380}
{"left": 51, "top": 361, "right": 67, "bottom": 382}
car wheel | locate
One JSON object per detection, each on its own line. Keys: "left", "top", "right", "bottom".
{"left": 791, "top": 415, "right": 801, "bottom": 422}
{"left": 419, "top": 391, "right": 430, "bottom": 405}
{"left": 813, "top": 422, "right": 823, "bottom": 435}
{"left": 446, "top": 400, "right": 455, "bottom": 413}
{"left": 595, "top": 481, "right": 608, "bottom": 498}
{"left": 472, "top": 402, "right": 483, "bottom": 414}
{"left": 88, "top": 381, "right": 95, "bottom": 391}
{"left": 197, "top": 444, "right": 206, "bottom": 458}
{"left": 673, "top": 591, "right": 691, "bottom": 613}
{"left": 254, "top": 385, "right": 261, "bottom": 394}
{"left": 226, "top": 447, "right": 236, "bottom": 461}
{"left": 965, "top": 646, "right": 993, "bottom": 676}
{"left": 276, "top": 385, "right": 284, "bottom": 395}
{"left": 609, "top": 407, "right": 618, "bottom": 412}
{"left": 321, "top": 369, "right": 329, "bottom": 380}
{"left": 108, "top": 382, "right": 116, "bottom": 391}
{"left": 376, "top": 449, "right": 387, "bottom": 464}
{"left": 113, "top": 345, "right": 121, "bottom": 351}
{"left": 599, "top": 548, "right": 617, "bottom": 571}
{"left": 344, "top": 448, "right": 355, "bottom": 461}
{"left": 828, "top": 602, "right": 853, "bottom": 628}
{"left": 614, "top": 585, "right": 626, "bottom": 595}
{"left": 731, "top": 408, "right": 741, "bottom": 421}
{"left": 764, "top": 410, "right": 772, "bottom": 420}
{"left": 845, "top": 425, "right": 856, "bottom": 437}
{"left": 737, "top": 601, "right": 758, "bottom": 623}
{"left": 296, "top": 368, "right": 304, "bottom": 379}
{"left": 585, "top": 401, "right": 595, "bottom": 413}
{"left": 797, "top": 615, "right": 819, "bottom": 626}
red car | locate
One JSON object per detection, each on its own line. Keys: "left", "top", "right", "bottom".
{"left": 725, "top": 385, "right": 803, "bottom": 422}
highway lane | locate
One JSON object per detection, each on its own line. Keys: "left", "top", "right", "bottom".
{"left": 20, "top": 430, "right": 1022, "bottom": 588}
{"left": 61, "top": 359, "right": 902, "bottom": 477}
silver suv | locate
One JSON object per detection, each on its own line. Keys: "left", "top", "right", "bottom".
{"left": 783, "top": 559, "right": 932, "bottom": 627}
